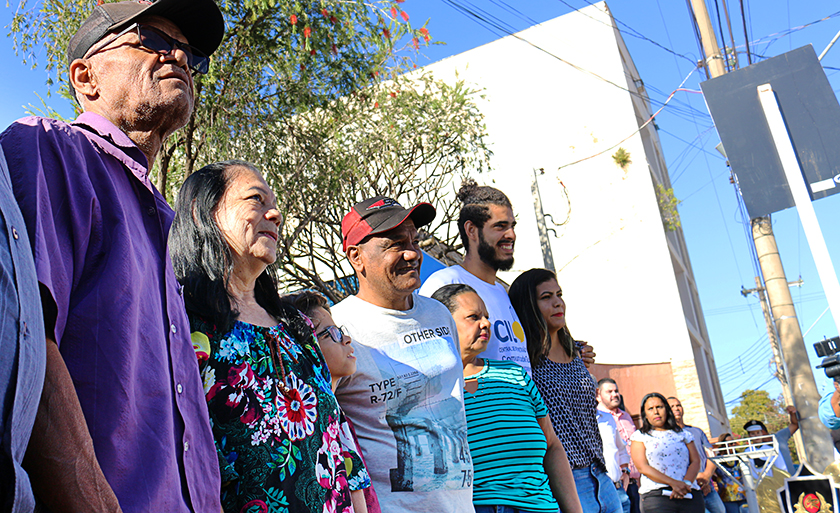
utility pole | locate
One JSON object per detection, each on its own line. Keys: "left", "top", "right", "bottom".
{"left": 741, "top": 277, "right": 805, "bottom": 456}
{"left": 689, "top": 0, "right": 834, "bottom": 471}
{"left": 688, "top": 0, "right": 726, "bottom": 78}
{"left": 752, "top": 218, "right": 832, "bottom": 470}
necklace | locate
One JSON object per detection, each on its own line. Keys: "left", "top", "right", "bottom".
{"left": 266, "top": 327, "right": 300, "bottom": 399}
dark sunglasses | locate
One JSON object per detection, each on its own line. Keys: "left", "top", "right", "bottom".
{"left": 317, "top": 325, "right": 346, "bottom": 344}
{"left": 85, "top": 23, "right": 210, "bottom": 75}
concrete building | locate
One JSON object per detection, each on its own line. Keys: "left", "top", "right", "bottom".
{"left": 418, "top": 2, "right": 728, "bottom": 434}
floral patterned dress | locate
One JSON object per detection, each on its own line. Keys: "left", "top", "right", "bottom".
{"left": 191, "top": 316, "right": 370, "bottom": 513}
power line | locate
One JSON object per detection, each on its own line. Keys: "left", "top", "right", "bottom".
{"left": 553, "top": 0, "right": 698, "bottom": 67}
{"left": 556, "top": 71, "right": 699, "bottom": 170}
{"left": 725, "top": 374, "right": 777, "bottom": 405}
{"left": 714, "top": 332, "right": 770, "bottom": 371}
{"left": 438, "top": 0, "right": 666, "bottom": 98}
{"left": 705, "top": 291, "right": 828, "bottom": 316}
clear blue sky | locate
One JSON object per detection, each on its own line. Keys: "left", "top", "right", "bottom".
{"left": 401, "top": 0, "right": 840, "bottom": 411}
{"left": 1, "top": 0, "right": 839, "bottom": 411}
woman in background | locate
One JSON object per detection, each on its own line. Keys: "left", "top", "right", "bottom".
{"left": 630, "top": 392, "right": 704, "bottom": 513}
{"left": 509, "top": 269, "right": 622, "bottom": 513}
{"left": 171, "top": 160, "right": 367, "bottom": 513}
{"left": 713, "top": 433, "right": 747, "bottom": 513}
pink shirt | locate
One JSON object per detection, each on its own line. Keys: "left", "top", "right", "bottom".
{"left": 598, "top": 404, "right": 640, "bottom": 479}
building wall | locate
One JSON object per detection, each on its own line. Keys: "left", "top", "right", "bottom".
{"left": 418, "top": 2, "right": 728, "bottom": 435}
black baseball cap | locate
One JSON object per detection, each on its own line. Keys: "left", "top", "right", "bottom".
{"left": 67, "top": 0, "right": 225, "bottom": 65}
{"left": 743, "top": 419, "right": 769, "bottom": 433}
{"left": 341, "top": 196, "right": 436, "bottom": 252}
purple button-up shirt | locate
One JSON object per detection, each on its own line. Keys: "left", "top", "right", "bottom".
{"left": 0, "top": 113, "right": 221, "bottom": 513}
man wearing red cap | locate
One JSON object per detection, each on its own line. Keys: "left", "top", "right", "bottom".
{"left": 332, "top": 196, "right": 475, "bottom": 513}
{"left": 0, "top": 1, "right": 224, "bottom": 511}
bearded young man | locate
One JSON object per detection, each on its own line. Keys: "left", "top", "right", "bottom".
{"left": 0, "top": 1, "right": 224, "bottom": 511}
{"left": 419, "top": 180, "right": 532, "bottom": 373}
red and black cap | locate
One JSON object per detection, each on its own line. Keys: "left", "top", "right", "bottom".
{"left": 341, "top": 196, "right": 436, "bottom": 252}
{"left": 67, "top": 0, "right": 225, "bottom": 65}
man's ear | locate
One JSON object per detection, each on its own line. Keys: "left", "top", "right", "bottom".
{"left": 69, "top": 58, "right": 98, "bottom": 100}
{"left": 464, "top": 219, "right": 479, "bottom": 244}
{"left": 346, "top": 246, "right": 364, "bottom": 274}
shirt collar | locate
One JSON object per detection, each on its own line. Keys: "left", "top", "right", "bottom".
{"left": 72, "top": 112, "right": 151, "bottom": 187}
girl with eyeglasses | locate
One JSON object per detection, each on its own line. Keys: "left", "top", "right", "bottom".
{"left": 290, "top": 290, "right": 380, "bottom": 513}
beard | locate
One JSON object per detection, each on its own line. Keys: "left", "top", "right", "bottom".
{"left": 477, "top": 230, "right": 514, "bottom": 272}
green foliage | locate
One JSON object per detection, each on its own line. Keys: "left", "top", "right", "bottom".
{"left": 7, "top": 0, "right": 491, "bottom": 300}
{"left": 612, "top": 147, "right": 631, "bottom": 169}
{"left": 729, "top": 389, "right": 789, "bottom": 438}
{"left": 654, "top": 183, "right": 681, "bottom": 231}
{"left": 273, "top": 73, "right": 491, "bottom": 301}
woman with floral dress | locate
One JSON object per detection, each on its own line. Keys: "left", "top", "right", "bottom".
{"left": 171, "top": 160, "right": 370, "bottom": 513}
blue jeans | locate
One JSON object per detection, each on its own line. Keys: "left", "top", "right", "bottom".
{"left": 704, "top": 489, "right": 726, "bottom": 513}
{"left": 617, "top": 485, "right": 631, "bottom": 513}
{"left": 475, "top": 507, "right": 555, "bottom": 513}
{"left": 572, "top": 464, "right": 623, "bottom": 513}
{"left": 722, "top": 502, "right": 747, "bottom": 513}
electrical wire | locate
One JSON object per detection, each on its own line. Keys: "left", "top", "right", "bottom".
{"left": 438, "top": 0, "right": 668, "bottom": 100}
{"left": 723, "top": 361, "right": 774, "bottom": 400}
{"left": 556, "top": 70, "right": 699, "bottom": 171}
{"left": 553, "top": 0, "right": 698, "bottom": 67}
{"left": 705, "top": 291, "right": 827, "bottom": 316}
{"left": 712, "top": 332, "right": 769, "bottom": 372}
{"left": 725, "top": 374, "right": 777, "bottom": 405}
{"left": 713, "top": 0, "right": 730, "bottom": 72}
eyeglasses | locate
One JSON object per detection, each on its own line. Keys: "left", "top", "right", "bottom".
{"left": 317, "top": 325, "right": 346, "bottom": 344}
{"left": 85, "top": 23, "right": 210, "bottom": 75}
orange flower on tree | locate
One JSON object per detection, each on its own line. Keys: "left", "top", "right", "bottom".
{"left": 290, "top": 14, "right": 297, "bottom": 25}
{"left": 390, "top": 7, "right": 397, "bottom": 18}
{"left": 400, "top": 11, "right": 409, "bottom": 22}
{"left": 304, "top": 26, "right": 312, "bottom": 38}
{"left": 382, "top": 28, "right": 391, "bottom": 39}
{"left": 419, "top": 27, "right": 430, "bottom": 42}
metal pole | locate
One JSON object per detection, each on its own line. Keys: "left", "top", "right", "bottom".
{"left": 531, "top": 169, "right": 556, "bottom": 273}
{"left": 739, "top": 459, "right": 760, "bottom": 513}
{"left": 819, "top": 27, "right": 840, "bottom": 61}
{"left": 756, "top": 84, "right": 840, "bottom": 337}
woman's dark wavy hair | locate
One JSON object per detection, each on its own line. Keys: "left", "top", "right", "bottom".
{"left": 639, "top": 392, "right": 682, "bottom": 434}
{"left": 170, "top": 160, "right": 309, "bottom": 340}
{"left": 508, "top": 268, "right": 577, "bottom": 365}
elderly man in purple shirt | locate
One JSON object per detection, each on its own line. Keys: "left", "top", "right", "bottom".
{"left": 0, "top": 1, "right": 225, "bottom": 511}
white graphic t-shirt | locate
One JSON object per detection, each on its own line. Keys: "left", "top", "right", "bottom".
{"left": 333, "top": 295, "right": 475, "bottom": 513}
{"left": 420, "top": 265, "right": 531, "bottom": 374}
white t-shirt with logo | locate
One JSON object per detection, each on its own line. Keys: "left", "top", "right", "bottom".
{"left": 419, "top": 265, "right": 531, "bottom": 374}
{"left": 333, "top": 294, "right": 475, "bottom": 513}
